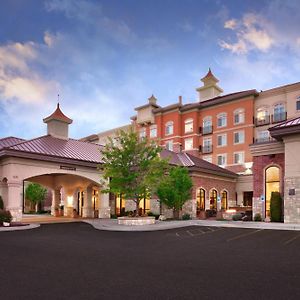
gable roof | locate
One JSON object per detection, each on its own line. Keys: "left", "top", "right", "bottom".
{"left": 0, "top": 136, "right": 26, "bottom": 150}
{"left": 0, "top": 135, "right": 103, "bottom": 165}
{"left": 160, "top": 149, "right": 237, "bottom": 178}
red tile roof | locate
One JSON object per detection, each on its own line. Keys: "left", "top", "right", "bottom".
{"left": 201, "top": 68, "right": 219, "bottom": 82}
{"left": 43, "top": 104, "right": 73, "bottom": 124}
{"left": 271, "top": 116, "right": 300, "bottom": 129}
{"left": 3, "top": 135, "right": 103, "bottom": 163}
{"left": 0, "top": 136, "right": 26, "bottom": 150}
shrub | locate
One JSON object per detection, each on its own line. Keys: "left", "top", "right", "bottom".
{"left": 0, "top": 196, "right": 4, "bottom": 210}
{"left": 110, "top": 214, "right": 118, "bottom": 219}
{"left": 270, "top": 192, "right": 282, "bottom": 222}
{"left": 232, "top": 213, "right": 243, "bottom": 221}
{"left": 254, "top": 213, "right": 262, "bottom": 222}
{"left": 182, "top": 213, "right": 191, "bottom": 220}
{"left": 147, "top": 211, "right": 160, "bottom": 220}
{"left": 0, "top": 209, "right": 12, "bottom": 224}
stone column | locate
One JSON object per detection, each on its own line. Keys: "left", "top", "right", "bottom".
{"left": 99, "top": 191, "right": 111, "bottom": 219}
{"left": 51, "top": 189, "right": 61, "bottom": 216}
{"left": 82, "top": 186, "right": 93, "bottom": 218}
{"left": 6, "top": 181, "right": 23, "bottom": 221}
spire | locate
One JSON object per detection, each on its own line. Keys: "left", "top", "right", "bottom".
{"left": 201, "top": 68, "right": 219, "bottom": 83}
{"left": 43, "top": 103, "right": 73, "bottom": 124}
{"left": 148, "top": 94, "right": 157, "bottom": 105}
{"left": 43, "top": 102, "right": 73, "bottom": 139}
{"left": 196, "top": 68, "right": 223, "bottom": 102}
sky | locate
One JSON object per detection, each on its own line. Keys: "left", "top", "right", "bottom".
{"left": 0, "top": 0, "right": 300, "bottom": 139}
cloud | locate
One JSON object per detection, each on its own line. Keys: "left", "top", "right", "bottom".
{"left": 220, "top": 13, "right": 274, "bottom": 54}
{"left": 224, "top": 19, "right": 237, "bottom": 30}
{"left": 179, "top": 21, "right": 194, "bottom": 32}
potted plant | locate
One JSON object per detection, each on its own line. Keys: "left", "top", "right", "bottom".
{"left": 54, "top": 208, "right": 60, "bottom": 217}
{"left": 0, "top": 209, "right": 12, "bottom": 226}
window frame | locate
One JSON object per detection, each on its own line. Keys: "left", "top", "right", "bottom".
{"left": 217, "top": 153, "right": 227, "bottom": 166}
{"left": 165, "top": 121, "right": 174, "bottom": 136}
{"left": 233, "top": 130, "right": 245, "bottom": 145}
{"left": 217, "top": 133, "right": 227, "bottom": 147}
{"left": 150, "top": 125, "right": 157, "bottom": 138}
{"left": 233, "top": 108, "right": 245, "bottom": 125}
{"left": 184, "top": 137, "right": 193, "bottom": 150}
{"left": 184, "top": 118, "right": 194, "bottom": 134}
{"left": 233, "top": 151, "right": 245, "bottom": 165}
{"left": 217, "top": 113, "right": 227, "bottom": 128}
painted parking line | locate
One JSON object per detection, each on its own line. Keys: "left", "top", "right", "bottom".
{"left": 283, "top": 233, "right": 300, "bottom": 245}
{"left": 226, "top": 229, "right": 263, "bottom": 242}
{"left": 174, "top": 226, "right": 223, "bottom": 238}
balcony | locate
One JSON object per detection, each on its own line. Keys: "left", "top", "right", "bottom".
{"left": 201, "top": 125, "right": 213, "bottom": 135}
{"left": 255, "top": 115, "right": 270, "bottom": 127}
{"left": 254, "top": 137, "right": 276, "bottom": 144}
{"left": 271, "top": 112, "right": 287, "bottom": 124}
{"left": 199, "top": 145, "right": 213, "bottom": 154}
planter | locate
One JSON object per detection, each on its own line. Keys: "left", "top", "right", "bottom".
{"left": 3, "top": 222, "right": 10, "bottom": 227}
{"left": 117, "top": 216, "right": 155, "bottom": 226}
{"left": 54, "top": 210, "right": 60, "bottom": 217}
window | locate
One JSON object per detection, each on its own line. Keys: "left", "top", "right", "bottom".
{"left": 165, "top": 121, "right": 174, "bottom": 135}
{"left": 184, "top": 118, "right": 193, "bottom": 133}
{"left": 184, "top": 138, "right": 193, "bottom": 150}
{"left": 256, "top": 107, "right": 270, "bottom": 125}
{"left": 273, "top": 103, "right": 286, "bottom": 122}
{"left": 203, "top": 117, "right": 212, "bottom": 134}
{"left": 297, "top": 98, "right": 300, "bottom": 111}
{"left": 217, "top": 154, "right": 227, "bottom": 166}
{"left": 165, "top": 140, "right": 173, "bottom": 151}
{"left": 234, "top": 152, "right": 244, "bottom": 164}
{"left": 217, "top": 134, "right": 227, "bottom": 147}
{"left": 265, "top": 166, "right": 280, "bottom": 217}
{"left": 234, "top": 131, "right": 245, "bottom": 144}
{"left": 116, "top": 194, "right": 125, "bottom": 216}
{"left": 234, "top": 109, "right": 245, "bottom": 124}
{"left": 209, "top": 189, "right": 217, "bottom": 210}
{"left": 150, "top": 125, "right": 157, "bottom": 138}
{"left": 202, "top": 156, "right": 212, "bottom": 163}
{"left": 197, "top": 188, "right": 206, "bottom": 213}
{"left": 203, "top": 138, "right": 212, "bottom": 153}
{"left": 139, "top": 128, "right": 146, "bottom": 138}
{"left": 217, "top": 113, "right": 227, "bottom": 127}
{"left": 221, "top": 190, "right": 228, "bottom": 210}
{"left": 257, "top": 130, "right": 270, "bottom": 142}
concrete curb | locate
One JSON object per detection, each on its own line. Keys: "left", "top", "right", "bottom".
{"left": 0, "top": 223, "right": 40, "bottom": 232}
{"left": 84, "top": 219, "right": 300, "bottom": 232}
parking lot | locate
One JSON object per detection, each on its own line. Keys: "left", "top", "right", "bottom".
{"left": 1, "top": 222, "right": 300, "bottom": 300}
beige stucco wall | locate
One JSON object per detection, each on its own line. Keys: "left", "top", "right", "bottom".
{"left": 0, "top": 156, "right": 109, "bottom": 221}
{"left": 236, "top": 175, "right": 253, "bottom": 205}
{"left": 254, "top": 83, "right": 300, "bottom": 139}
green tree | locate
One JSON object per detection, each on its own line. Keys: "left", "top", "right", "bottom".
{"left": 101, "top": 130, "right": 169, "bottom": 216}
{"left": 25, "top": 183, "right": 47, "bottom": 212}
{"left": 270, "top": 191, "right": 283, "bottom": 222}
{"left": 157, "top": 166, "right": 193, "bottom": 219}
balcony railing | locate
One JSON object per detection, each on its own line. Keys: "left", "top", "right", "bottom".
{"left": 255, "top": 137, "right": 277, "bottom": 144}
{"left": 255, "top": 115, "right": 270, "bottom": 126}
{"left": 271, "top": 112, "right": 287, "bottom": 123}
{"left": 201, "top": 125, "right": 213, "bottom": 135}
{"left": 199, "top": 145, "right": 213, "bottom": 154}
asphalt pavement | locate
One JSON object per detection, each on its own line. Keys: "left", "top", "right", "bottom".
{"left": 1, "top": 222, "right": 300, "bottom": 300}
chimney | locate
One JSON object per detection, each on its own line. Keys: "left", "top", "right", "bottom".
{"left": 178, "top": 95, "right": 182, "bottom": 105}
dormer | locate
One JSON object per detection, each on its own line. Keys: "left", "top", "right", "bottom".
{"left": 135, "top": 95, "right": 160, "bottom": 125}
{"left": 43, "top": 104, "right": 73, "bottom": 139}
{"left": 196, "top": 68, "right": 223, "bottom": 102}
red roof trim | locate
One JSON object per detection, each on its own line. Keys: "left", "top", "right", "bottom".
{"left": 43, "top": 104, "right": 73, "bottom": 124}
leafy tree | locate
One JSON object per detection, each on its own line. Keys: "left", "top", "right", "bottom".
{"left": 25, "top": 183, "right": 47, "bottom": 212}
{"left": 101, "top": 130, "right": 169, "bottom": 216}
{"left": 157, "top": 166, "right": 193, "bottom": 219}
{"left": 270, "top": 191, "right": 283, "bottom": 222}
{"left": 0, "top": 195, "right": 4, "bottom": 210}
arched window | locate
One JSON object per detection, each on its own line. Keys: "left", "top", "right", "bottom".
{"left": 234, "top": 108, "right": 245, "bottom": 124}
{"left": 256, "top": 107, "right": 269, "bottom": 125}
{"left": 165, "top": 121, "right": 174, "bottom": 135}
{"left": 217, "top": 113, "right": 227, "bottom": 127}
{"left": 203, "top": 117, "right": 212, "bottom": 134}
{"left": 184, "top": 118, "right": 193, "bottom": 133}
{"left": 197, "top": 188, "right": 205, "bottom": 214}
{"left": 273, "top": 103, "right": 286, "bottom": 122}
{"left": 209, "top": 189, "right": 217, "bottom": 210}
{"left": 265, "top": 166, "right": 280, "bottom": 217}
{"left": 221, "top": 190, "right": 228, "bottom": 210}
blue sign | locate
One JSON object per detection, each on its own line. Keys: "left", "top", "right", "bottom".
{"left": 260, "top": 195, "right": 265, "bottom": 202}
{"left": 217, "top": 196, "right": 221, "bottom": 202}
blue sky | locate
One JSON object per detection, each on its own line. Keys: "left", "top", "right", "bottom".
{"left": 0, "top": 0, "right": 299, "bottom": 139}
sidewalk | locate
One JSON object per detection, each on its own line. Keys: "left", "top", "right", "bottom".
{"left": 84, "top": 218, "right": 300, "bottom": 232}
